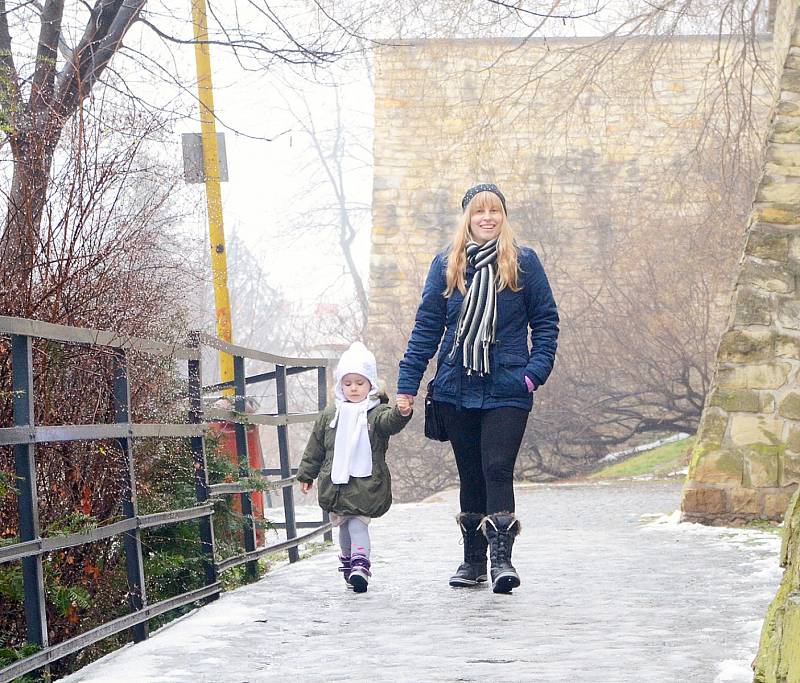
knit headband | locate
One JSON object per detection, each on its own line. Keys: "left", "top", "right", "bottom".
{"left": 461, "top": 183, "right": 507, "bottom": 215}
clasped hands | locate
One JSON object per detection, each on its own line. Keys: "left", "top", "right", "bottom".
{"left": 396, "top": 394, "right": 414, "bottom": 417}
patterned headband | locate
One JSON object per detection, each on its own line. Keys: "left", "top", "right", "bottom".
{"left": 461, "top": 183, "right": 508, "bottom": 215}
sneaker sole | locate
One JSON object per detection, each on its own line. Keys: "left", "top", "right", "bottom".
{"left": 449, "top": 575, "right": 488, "bottom": 587}
{"left": 492, "top": 573, "right": 521, "bottom": 594}
{"left": 350, "top": 575, "right": 368, "bottom": 593}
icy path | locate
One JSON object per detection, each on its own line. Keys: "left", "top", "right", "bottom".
{"left": 62, "top": 481, "right": 782, "bottom": 683}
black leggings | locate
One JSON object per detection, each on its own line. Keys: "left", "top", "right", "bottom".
{"left": 439, "top": 402, "right": 529, "bottom": 515}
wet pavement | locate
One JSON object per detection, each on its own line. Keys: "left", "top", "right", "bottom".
{"left": 61, "top": 481, "right": 781, "bottom": 683}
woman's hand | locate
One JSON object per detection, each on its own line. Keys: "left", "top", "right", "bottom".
{"left": 300, "top": 481, "right": 313, "bottom": 494}
{"left": 396, "top": 394, "right": 414, "bottom": 416}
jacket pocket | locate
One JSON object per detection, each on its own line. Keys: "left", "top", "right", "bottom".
{"left": 433, "top": 349, "right": 459, "bottom": 395}
{"left": 316, "top": 458, "right": 336, "bottom": 510}
{"left": 490, "top": 352, "right": 529, "bottom": 398}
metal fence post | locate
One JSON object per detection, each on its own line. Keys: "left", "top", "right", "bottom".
{"left": 233, "top": 355, "right": 258, "bottom": 579}
{"left": 187, "top": 334, "right": 218, "bottom": 592}
{"left": 317, "top": 366, "right": 332, "bottom": 543}
{"left": 11, "top": 334, "right": 48, "bottom": 651}
{"left": 275, "top": 364, "right": 299, "bottom": 562}
{"left": 112, "top": 350, "right": 148, "bottom": 643}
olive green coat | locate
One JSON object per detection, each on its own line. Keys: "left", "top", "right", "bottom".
{"left": 296, "top": 401, "right": 411, "bottom": 518}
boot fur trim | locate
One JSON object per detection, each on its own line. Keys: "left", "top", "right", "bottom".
{"left": 456, "top": 511, "right": 484, "bottom": 532}
{"left": 479, "top": 512, "right": 521, "bottom": 537}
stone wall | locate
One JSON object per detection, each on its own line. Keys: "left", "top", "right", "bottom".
{"left": 369, "top": 35, "right": 773, "bottom": 378}
{"left": 754, "top": 489, "right": 800, "bottom": 681}
{"left": 681, "top": 0, "right": 800, "bottom": 525}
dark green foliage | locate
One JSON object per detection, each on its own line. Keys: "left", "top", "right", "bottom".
{"left": 0, "top": 642, "right": 40, "bottom": 683}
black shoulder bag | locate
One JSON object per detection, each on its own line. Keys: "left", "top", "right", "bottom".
{"left": 423, "top": 378, "right": 449, "bottom": 442}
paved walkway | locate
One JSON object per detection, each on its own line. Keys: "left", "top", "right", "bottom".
{"left": 62, "top": 481, "right": 781, "bottom": 683}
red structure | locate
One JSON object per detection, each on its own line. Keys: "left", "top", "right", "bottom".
{"left": 210, "top": 420, "right": 266, "bottom": 545}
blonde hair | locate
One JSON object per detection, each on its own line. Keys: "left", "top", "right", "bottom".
{"left": 444, "top": 190, "right": 521, "bottom": 297}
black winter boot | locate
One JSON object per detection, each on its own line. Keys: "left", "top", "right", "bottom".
{"left": 449, "top": 512, "right": 488, "bottom": 587}
{"left": 481, "top": 512, "right": 521, "bottom": 594}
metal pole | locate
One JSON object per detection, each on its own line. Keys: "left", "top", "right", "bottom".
{"left": 190, "top": 0, "right": 234, "bottom": 393}
{"left": 233, "top": 355, "right": 258, "bottom": 579}
{"left": 112, "top": 350, "right": 148, "bottom": 643}
{"left": 187, "top": 333, "right": 219, "bottom": 593}
{"left": 11, "top": 335, "right": 48, "bottom": 652}
{"left": 275, "top": 365, "right": 299, "bottom": 562}
{"left": 317, "top": 366, "right": 332, "bottom": 543}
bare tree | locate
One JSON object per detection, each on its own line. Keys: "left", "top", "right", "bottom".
{"left": 0, "top": 1, "right": 383, "bottom": 290}
{"left": 274, "top": 82, "right": 371, "bottom": 335}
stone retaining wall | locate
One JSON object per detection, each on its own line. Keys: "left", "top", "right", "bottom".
{"left": 681, "top": 0, "right": 800, "bottom": 525}
{"left": 754, "top": 489, "right": 800, "bottom": 681}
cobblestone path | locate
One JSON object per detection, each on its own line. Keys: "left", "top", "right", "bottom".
{"left": 62, "top": 481, "right": 781, "bottom": 683}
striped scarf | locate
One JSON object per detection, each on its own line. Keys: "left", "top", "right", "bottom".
{"left": 448, "top": 239, "right": 498, "bottom": 375}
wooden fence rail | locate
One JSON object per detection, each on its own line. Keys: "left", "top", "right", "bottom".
{"left": 0, "top": 316, "right": 332, "bottom": 683}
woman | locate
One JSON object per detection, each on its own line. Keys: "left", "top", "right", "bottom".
{"left": 396, "top": 183, "right": 559, "bottom": 594}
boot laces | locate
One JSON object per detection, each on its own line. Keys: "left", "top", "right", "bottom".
{"left": 491, "top": 528, "right": 513, "bottom": 563}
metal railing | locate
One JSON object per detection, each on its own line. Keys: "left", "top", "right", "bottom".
{"left": 0, "top": 316, "right": 332, "bottom": 682}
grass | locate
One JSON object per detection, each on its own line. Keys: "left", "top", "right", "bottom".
{"left": 589, "top": 436, "right": 694, "bottom": 480}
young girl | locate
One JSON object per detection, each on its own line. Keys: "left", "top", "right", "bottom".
{"left": 297, "top": 341, "right": 412, "bottom": 593}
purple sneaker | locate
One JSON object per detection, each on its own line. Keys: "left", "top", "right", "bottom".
{"left": 349, "top": 554, "right": 371, "bottom": 593}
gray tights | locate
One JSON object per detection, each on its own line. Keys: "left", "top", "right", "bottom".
{"left": 338, "top": 517, "right": 371, "bottom": 559}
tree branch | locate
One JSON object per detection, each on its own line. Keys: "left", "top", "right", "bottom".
{"left": 0, "top": 0, "right": 21, "bottom": 115}
{"left": 56, "top": 0, "right": 145, "bottom": 117}
{"left": 29, "top": 0, "right": 64, "bottom": 113}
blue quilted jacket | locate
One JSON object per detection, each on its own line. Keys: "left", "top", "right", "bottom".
{"left": 397, "top": 246, "right": 559, "bottom": 411}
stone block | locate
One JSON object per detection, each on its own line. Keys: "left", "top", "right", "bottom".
{"left": 739, "top": 258, "right": 795, "bottom": 293}
{"left": 777, "top": 100, "right": 800, "bottom": 116}
{"left": 781, "top": 393, "right": 800, "bottom": 420}
{"left": 743, "top": 448, "right": 781, "bottom": 487}
{"left": 779, "top": 598, "right": 800, "bottom": 681}
{"left": 717, "top": 363, "right": 792, "bottom": 390}
{"left": 781, "top": 70, "right": 800, "bottom": 95}
{"left": 778, "top": 298, "right": 800, "bottom": 330}
{"left": 767, "top": 143, "right": 800, "bottom": 167}
{"left": 731, "top": 415, "right": 784, "bottom": 446}
{"left": 697, "top": 411, "right": 728, "bottom": 445}
{"left": 718, "top": 329, "right": 774, "bottom": 363}
{"left": 787, "top": 427, "right": 800, "bottom": 454}
{"left": 775, "top": 334, "right": 800, "bottom": 359}
{"left": 783, "top": 454, "right": 800, "bottom": 485}
{"left": 757, "top": 181, "right": 800, "bottom": 205}
{"left": 763, "top": 491, "right": 794, "bottom": 519}
{"left": 744, "top": 228, "right": 791, "bottom": 261}
{"left": 764, "top": 162, "right": 800, "bottom": 177}
{"left": 773, "top": 121, "right": 800, "bottom": 143}
{"left": 754, "top": 204, "right": 800, "bottom": 225}
{"left": 708, "top": 388, "right": 762, "bottom": 412}
{"left": 730, "top": 488, "right": 761, "bottom": 515}
{"left": 681, "top": 486, "right": 728, "bottom": 515}
{"left": 690, "top": 448, "right": 743, "bottom": 485}
{"left": 734, "top": 287, "right": 773, "bottom": 326}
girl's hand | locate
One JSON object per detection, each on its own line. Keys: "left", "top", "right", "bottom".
{"left": 396, "top": 394, "right": 413, "bottom": 416}
{"left": 300, "top": 481, "right": 313, "bottom": 494}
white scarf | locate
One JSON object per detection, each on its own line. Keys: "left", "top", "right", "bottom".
{"left": 329, "top": 341, "right": 381, "bottom": 485}
{"left": 330, "top": 395, "right": 379, "bottom": 484}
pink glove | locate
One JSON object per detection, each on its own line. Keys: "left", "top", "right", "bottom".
{"left": 524, "top": 375, "right": 536, "bottom": 393}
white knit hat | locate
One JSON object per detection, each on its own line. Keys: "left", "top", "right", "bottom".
{"left": 333, "top": 341, "right": 379, "bottom": 403}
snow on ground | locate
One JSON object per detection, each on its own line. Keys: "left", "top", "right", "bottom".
{"left": 61, "top": 481, "right": 782, "bottom": 683}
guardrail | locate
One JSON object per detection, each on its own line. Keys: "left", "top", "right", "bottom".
{"left": 0, "top": 316, "right": 332, "bottom": 682}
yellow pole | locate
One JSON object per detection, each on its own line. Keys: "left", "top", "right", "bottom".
{"left": 190, "top": 0, "right": 234, "bottom": 392}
